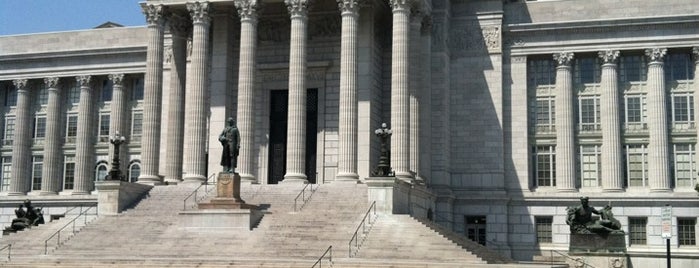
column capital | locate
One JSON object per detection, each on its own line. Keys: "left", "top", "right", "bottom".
{"left": 284, "top": 0, "right": 308, "bottom": 18}
{"left": 169, "top": 13, "right": 191, "bottom": 37}
{"left": 692, "top": 46, "right": 699, "bottom": 64}
{"left": 235, "top": 0, "right": 259, "bottom": 22}
{"left": 645, "top": 47, "right": 667, "bottom": 63}
{"left": 337, "top": 0, "right": 359, "bottom": 15}
{"left": 142, "top": 3, "right": 168, "bottom": 27}
{"left": 108, "top": 73, "right": 125, "bottom": 86}
{"left": 12, "top": 79, "right": 28, "bottom": 90}
{"left": 187, "top": 1, "right": 211, "bottom": 25}
{"left": 553, "top": 52, "right": 574, "bottom": 67}
{"left": 598, "top": 50, "right": 619, "bottom": 65}
{"left": 76, "top": 75, "right": 92, "bottom": 87}
{"left": 44, "top": 77, "right": 60, "bottom": 89}
{"left": 389, "top": 0, "right": 412, "bottom": 13}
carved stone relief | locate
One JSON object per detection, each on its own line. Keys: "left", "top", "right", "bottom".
{"left": 448, "top": 20, "right": 501, "bottom": 55}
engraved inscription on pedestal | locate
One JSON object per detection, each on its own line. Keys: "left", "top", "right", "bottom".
{"left": 198, "top": 172, "right": 256, "bottom": 209}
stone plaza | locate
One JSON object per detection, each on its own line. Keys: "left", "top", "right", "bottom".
{"left": 0, "top": 0, "right": 698, "bottom": 267}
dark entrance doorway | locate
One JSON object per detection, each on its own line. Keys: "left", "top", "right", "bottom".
{"left": 267, "top": 89, "right": 318, "bottom": 184}
{"left": 465, "top": 215, "right": 487, "bottom": 246}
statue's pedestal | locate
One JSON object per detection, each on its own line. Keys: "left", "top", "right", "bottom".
{"left": 366, "top": 176, "right": 397, "bottom": 214}
{"left": 179, "top": 172, "right": 262, "bottom": 231}
{"left": 570, "top": 233, "right": 626, "bottom": 253}
{"left": 95, "top": 180, "right": 152, "bottom": 216}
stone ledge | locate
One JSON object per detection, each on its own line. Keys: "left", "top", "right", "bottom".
{"left": 95, "top": 180, "right": 153, "bottom": 216}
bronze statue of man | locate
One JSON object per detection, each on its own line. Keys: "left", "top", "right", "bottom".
{"left": 566, "top": 197, "right": 623, "bottom": 234}
{"left": 219, "top": 117, "right": 241, "bottom": 173}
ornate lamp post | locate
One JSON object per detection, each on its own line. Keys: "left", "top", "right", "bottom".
{"left": 372, "top": 123, "right": 394, "bottom": 177}
{"left": 106, "top": 131, "right": 127, "bottom": 181}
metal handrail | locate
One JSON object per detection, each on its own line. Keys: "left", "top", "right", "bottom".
{"left": 0, "top": 244, "right": 10, "bottom": 261}
{"left": 43, "top": 205, "right": 97, "bottom": 255}
{"left": 311, "top": 245, "right": 332, "bottom": 268}
{"left": 348, "top": 201, "right": 377, "bottom": 257}
{"left": 549, "top": 250, "right": 596, "bottom": 268}
{"left": 182, "top": 173, "right": 216, "bottom": 210}
{"left": 293, "top": 183, "right": 316, "bottom": 211}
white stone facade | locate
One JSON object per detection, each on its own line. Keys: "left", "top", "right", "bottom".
{"left": 0, "top": 0, "right": 698, "bottom": 266}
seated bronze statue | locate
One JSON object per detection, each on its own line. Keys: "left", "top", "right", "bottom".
{"left": 4, "top": 200, "right": 44, "bottom": 234}
{"left": 566, "top": 197, "right": 624, "bottom": 234}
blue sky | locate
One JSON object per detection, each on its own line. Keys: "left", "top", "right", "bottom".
{"left": 0, "top": 0, "right": 145, "bottom": 36}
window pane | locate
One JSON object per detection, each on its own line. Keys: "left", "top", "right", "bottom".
{"left": 132, "top": 112, "right": 143, "bottom": 136}
{"left": 536, "top": 217, "right": 553, "bottom": 243}
{"left": 132, "top": 78, "right": 144, "bottom": 100}
{"left": 101, "top": 80, "right": 113, "bottom": 102}
{"left": 66, "top": 115, "right": 78, "bottom": 137}
{"left": 64, "top": 162, "right": 75, "bottom": 190}
{"left": 629, "top": 218, "right": 647, "bottom": 245}
{"left": 100, "top": 114, "right": 110, "bottom": 136}
{"left": 34, "top": 117, "right": 47, "bottom": 138}
{"left": 4, "top": 118, "right": 15, "bottom": 141}
{"left": 678, "top": 218, "right": 696, "bottom": 246}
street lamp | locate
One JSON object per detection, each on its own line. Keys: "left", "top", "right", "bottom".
{"left": 371, "top": 123, "right": 394, "bottom": 177}
{"left": 106, "top": 131, "right": 127, "bottom": 181}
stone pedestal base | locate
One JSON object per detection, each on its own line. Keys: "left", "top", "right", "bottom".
{"left": 566, "top": 252, "right": 629, "bottom": 268}
{"left": 570, "top": 233, "right": 626, "bottom": 253}
{"left": 366, "top": 176, "right": 397, "bottom": 214}
{"left": 95, "top": 180, "right": 153, "bottom": 216}
{"left": 198, "top": 198, "right": 258, "bottom": 210}
{"left": 179, "top": 208, "right": 263, "bottom": 231}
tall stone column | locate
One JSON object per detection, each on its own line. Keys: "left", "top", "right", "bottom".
{"left": 74, "top": 75, "right": 95, "bottom": 195}
{"left": 282, "top": 0, "right": 309, "bottom": 183}
{"left": 389, "top": 0, "right": 412, "bottom": 181}
{"left": 693, "top": 47, "right": 699, "bottom": 185}
{"left": 599, "top": 50, "right": 623, "bottom": 191}
{"left": 183, "top": 1, "right": 211, "bottom": 182}
{"left": 553, "top": 52, "right": 576, "bottom": 192}
{"left": 164, "top": 14, "right": 189, "bottom": 184}
{"left": 40, "top": 77, "right": 62, "bottom": 195}
{"left": 108, "top": 74, "right": 127, "bottom": 179}
{"left": 235, "top": 0, "right": 259, "bottom": 184}
{"left": 645, "top": 48, "right": 671, "bottom": 191}
{"left": 8, "top": 79, "right": 31, "bottom": 195}
{"left": 139, "top": 4, "right": 167, "bottom": 185}
{"left": 335, "top": 0, "right": 359, "bottom": 182}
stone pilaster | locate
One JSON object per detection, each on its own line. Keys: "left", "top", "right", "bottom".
{"left": 282, "top": 0, "right": 309, "bottom": 183}
{"left": 409, "top": 9, "right": 423, "bottom": 182}
{"left": 8, "top": 79, "right": 31, "bottom": 195}
{"left": 74, "top": 75, "right": 95, "bottom": 195}
{"left": 553, "top": 52, "right": 576, "bottom": 192}
{"left": 418, "top": 16, "right": 432, "bottom": 182}
{"left": 183, "top": 1, "right": 211, "bottom": 182}
{"left": 645, "top": 48, "right": 671, "bottom": 191}
{"left": 599, "top": 50, "right": 623, "bottom": 191}
{"left": 40, "top": 77, "right": 62, "bottom": 195}
{"left": 164, "top": 14, "right": 189, "bottom": 184}
{"left": 235, "top": 0, "right": 259, "bottom": 184}
{"left": 139, "top": 4, "right": 167, "bottom": 185}
{"left": 389, "top": 0, "right": 412, "bottom": 181}
{"left": 693, "top": 47, "right": 699, "bottom": 185}
{"left": 108, "top": 74, "right": 127, "bottom": 180}
{"left": 335, "top": 0, "right": 360, "bottom": 182}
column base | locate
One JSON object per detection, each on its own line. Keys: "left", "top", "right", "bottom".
{"left": 557, "top": 188, "right": 578, "bottom": 193}
{"left": 71, "top": 190, "right": 92, "bottom": 195}
{"left": 239, "top": 173, "right": 257, "bottom": 184}
{"left": 649, "top": 188, "right": 672, "bottom": 193}
{"left": 164, "top": 177, "right": 183, "bottom": 185}
{"left": 6, "top": 191, "right": 26, "bottom": 196}
{"left": 282, "top": 173, "right": 308, "bottom": 184}
{"left": 137, "top": 174, "right": 164, "bottom": 185}
{"left": 335, "top": 172, "right": 359, "bottom": 182}
{"left": 183, "top": 174, "right": 207, "bottom": 184}
{"left": 37, "top": 191, "right": 59, "bottom": 196}
{"left": 394, "top": 170, "right": 413, "bottom": 182}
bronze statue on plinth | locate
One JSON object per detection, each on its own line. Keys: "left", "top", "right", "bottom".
{"left": 219, "top": 117, "right": 240, "bottom": 173}
{"left": 566, "top": 197, "right": 626, "bottom": 253}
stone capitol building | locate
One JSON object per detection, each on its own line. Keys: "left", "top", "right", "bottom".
{"left": 0, "top": 0, "right": 698, "bottom": 267}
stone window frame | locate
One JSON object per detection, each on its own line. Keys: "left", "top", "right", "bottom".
{"left": 94, "top": 160, "right": 109, "bottom": 182}
{"left": 628, "top": 217, "right": 647, "bottom": 246}
{"left": 128, "top": 160, "right": 141, "bottom": 183}
{"left": 678, "top": 218, "right": 697, "bottom": 246}
{"left": 534, "top": 216, "right": 553, "bottom": 244}
{"left": 670, "top": 93, "right": 694, "bottom": 126}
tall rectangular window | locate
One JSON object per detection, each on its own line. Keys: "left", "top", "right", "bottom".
{"left": 575, "top": 57, "right": 599, "bottom": 84}
{"left": 672, "top": 94, "right": 694, "bottom": 123}
{"left": 132, "top": 112, "right": 143, "bottom": 136}
{"left": 99, "top": 114, "right": 110, "bottom": 138}
{"left": 66, "top": 115, "right": 78, "bottom": 137}
{"left": 1, "top": 157, "right": 11, "bottom": 192}
{"left": 534, "top": 146, "right": 556, "bottom": 187}
{"left": 37, "top": 86, "right": 49, "bottom": 106}
{"left": 674, "top": 144, "right": 696, "bottom": 188}
{"left": 4, "top": 118, "right": 15, "bottom": 141}
{"left": 626, "top": 145, "right": 648, "bottom": 187}
{"left": 32, "top": 156, "right": 43, "bottom": 191}
{"left": 5, "top": 87, "right": 17, "bottom": 107}
{"left": 68, "top": 82, "right": 80, "bottom": 104}
{"left": 101, "top": 79, "right": 113, "bottom": 102}
{"left": 534, "top": 98, "right": 555, "bottom": 133}
{"left": 665, "top": 53, "right": 694, "bottom": 81}
{"left": 678, "top": 218, "right": 696, "bottom": 246}
{"left": 34, "top": 116, "right": 47, "bottom": 138}
{"left": 64, "top": 156, "right": 75, "bottom": 190}
{"left": 580, "top": 145, "right": 601, "bottom": 187}
{"left": 528, "top": 59, "right": 556, "bottom": 87}
{"left": 620, "top": 55, "right": 646, "bottom": 82}
{"left": 132, "top": 77, "right": 144, "bottom": 101}
{"left": 535, "top": 216, "right": 553, "bottom": 243}
{"left": 629, "top": 218, "right": 647, "bottom": 245}
{"left": 579, "top": 97, "right": 600, "bottom": 131}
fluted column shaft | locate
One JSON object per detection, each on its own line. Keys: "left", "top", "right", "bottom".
{"left": 74, "top": 76, "right": 95, "bottom": 194}
{"left": 183, "top": 1, "right": 211, "bottom": 182}
{"left": 164, "top": 15, "right": 188, "bottom": 184}
{"left": 8, "top": 79, "right": 31, "bottom": 195}
{"left": 336, "top": 0, "right": 359, "bottom": 182}
{"left": 646, "top": 48, "right": 671, "bottom": 191}
{"left": 409, "top": 12, "right": 421, "bottom": 181}
{"left": 235, "top": 0, "right": 259, "bottom": 183}
{"left": 108, "top": 74, "right": 127, "bottom": 178}
{"left": 599, "top": 50, "right": 623, "bottom": 191}
{"left": 553, "top": 52, "right": 576, "bottom": 192}
{"left": 389, "top": 0, "right": 412, "bottom": 180}
{"left": 283, "top": 0, "right": 309, "bottom": 183}
{"left": 41, "top": 77, "right": 62, "bottom": 195}
{"left": 693, "top": 47, "right": 699, "bottom": 186}
{"left": 139, "top": 4, "right": 167, "bottom": 184}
